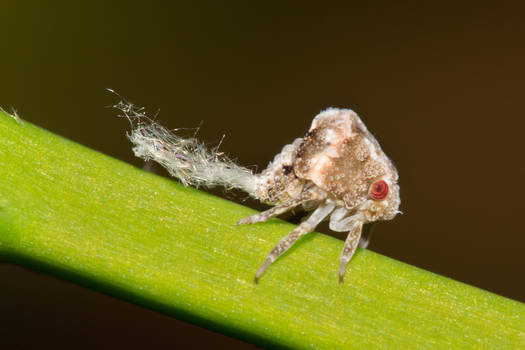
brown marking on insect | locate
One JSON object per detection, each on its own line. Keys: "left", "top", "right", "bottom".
{"left": 282, "top": 165, "right": 294, "bottom": 175}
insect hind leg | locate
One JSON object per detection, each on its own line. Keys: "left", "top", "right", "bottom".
{"left": 237, "top": 193, "right": 314, "bottom": 226}
{"left": 254, "top": 201, "right": 336, "bottom": 282}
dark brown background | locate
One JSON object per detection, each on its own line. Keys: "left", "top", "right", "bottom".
{"left": 1, "top": 2, "right": 524, "bottom": 349}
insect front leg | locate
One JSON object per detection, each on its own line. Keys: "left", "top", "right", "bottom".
{"left": 329, "top": 208, "right": 366, "bottom": 282}
{"left": 329, "top": 206, "right": 355, "bottom": 231}
{"left": 358, "top": 223, "right": 375, "bottom": 249}
{"left": 339, "top": 220, "right": 364, "bottom": 283}
{"left": 254, "top": 201, "right": 336, "bottom": 282}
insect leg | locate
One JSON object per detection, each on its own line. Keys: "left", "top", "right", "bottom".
{"left": 254, "top": 201, "right": 336, "bottom": 282}
{"left": 339, "top": 220, "right": 364, "bottom": 283}
{"left": 237, "top": 196, "right": 311, "bottom": 226}
{"left": 329, "top": 207, "right": 355, "bottom": 232}
{"left": 329, "top": 208, "right": 374, "bottom": 248}
{"left": 358, "top": 223, "right": 375, "bottom": 249}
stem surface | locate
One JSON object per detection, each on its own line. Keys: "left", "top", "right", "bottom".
{"left": 0, "top": 111, "right": 523, "bottom": 349}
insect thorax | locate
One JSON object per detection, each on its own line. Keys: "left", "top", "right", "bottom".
{"left": 254, "top": 109, "right": 398, "bottom": 217}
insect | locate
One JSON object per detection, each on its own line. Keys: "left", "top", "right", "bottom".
{"left": 114, "top": 96, "right": 400, "bottom": 283}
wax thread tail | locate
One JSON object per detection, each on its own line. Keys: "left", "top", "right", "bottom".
{"left": 111, "top": 95, "right": 258, "bottom": 195}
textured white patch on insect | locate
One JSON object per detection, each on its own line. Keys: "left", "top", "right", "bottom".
{"left": 363, "top": 137, "right": 379, "bottom": 161}
{"left": 308, "top": 154, "right": 333, "bottom": 187}
{"left": 113, "top": 95, "right": 400, "bottom": 283}
{"left": 324, "top": 129, "right": 338, "bottom": 144}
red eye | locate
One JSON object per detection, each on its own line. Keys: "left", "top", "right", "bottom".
{"left": 370, "top": 180, "right": 388, "bottom": 200}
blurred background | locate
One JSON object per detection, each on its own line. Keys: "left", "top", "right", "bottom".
{"left": 1, "top": 2, "right": 524, "bottom": 348}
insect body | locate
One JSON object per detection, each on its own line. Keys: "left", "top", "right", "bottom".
{"left": 117, "top": 101, "right": 400, "bottom": 282}
{"left": 239, "top": 108, "right": 400, "bottom": 282}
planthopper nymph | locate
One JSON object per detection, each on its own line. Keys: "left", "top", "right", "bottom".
{"left": 114, "top": 96, "right": 401, "bottom": 283}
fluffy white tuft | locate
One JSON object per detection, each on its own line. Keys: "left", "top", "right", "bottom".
{"left": 111, "top": 93, "right": 257, "bottom": 194}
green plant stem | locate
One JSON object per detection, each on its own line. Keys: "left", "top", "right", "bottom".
{"left": 0, "top": 111, "right": 523, "bottom": 349}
